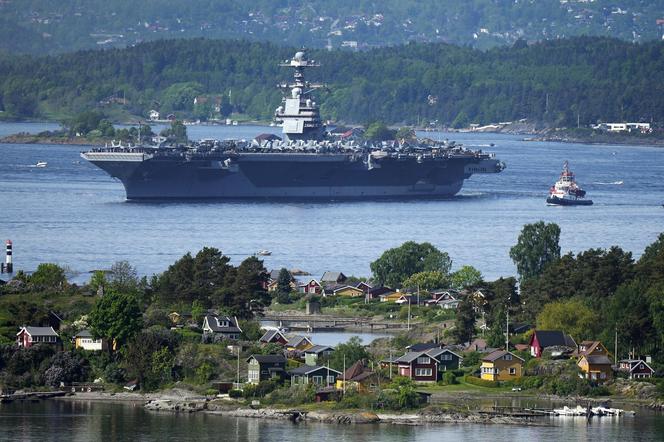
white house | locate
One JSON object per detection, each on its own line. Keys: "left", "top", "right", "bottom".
{"left": 73, "top": 329, "right": 106, "bottom": 351}
{"left": 148, "top": 109, "right": 160, "bottom": 121}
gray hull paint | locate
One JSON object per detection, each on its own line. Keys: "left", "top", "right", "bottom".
{"left": 87, "top": 154, "right": 498, "bottom": 200}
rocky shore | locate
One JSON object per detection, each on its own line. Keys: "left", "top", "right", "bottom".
{"left": 0, "top": 132, "right": 106, "bottom": 145}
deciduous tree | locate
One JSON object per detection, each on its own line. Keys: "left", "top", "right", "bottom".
{"left": 509, "top": 221, "right": 561, "bottom": 282}
{"left": 371, "top": 241, "right": 452, "bottom": 288}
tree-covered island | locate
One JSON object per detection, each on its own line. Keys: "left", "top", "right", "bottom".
{"left": 1, "top": 36, "right": 664, "bottom": 145}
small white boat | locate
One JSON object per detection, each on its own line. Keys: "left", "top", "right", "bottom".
{"left": 255, "top": 250, "right": 271, "bottom": 256}
{"left": 34, "top": 161, "right": 48, "bottom": 168}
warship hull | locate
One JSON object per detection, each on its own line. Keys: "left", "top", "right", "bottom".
{"left": 83, "top": 152, "right": 502, "bottom": 200}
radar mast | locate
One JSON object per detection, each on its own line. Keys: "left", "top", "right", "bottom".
{"left": 274, "top": 51, "right": 325, "bottom": 141}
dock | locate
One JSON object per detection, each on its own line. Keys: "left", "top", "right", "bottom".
{"left": 262, "top": 313, "right": 419, "bottom": 331}
{"left": 0, "top": 391, "right": 67, "bottom": 403}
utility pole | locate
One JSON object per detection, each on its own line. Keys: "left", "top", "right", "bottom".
{"left": 389, "top": 349, "right": 393, "bottom": 379}
{"left": 407, "top": 298, "right": 411, "bottom": 331}
{"left": 343, "top": 354, "right": 346, "bottom": 394}
{"left": 614, "top": 327, "right": 618, "bottom": 365}
{"left": 236, "top": 346, "right": 240, "bottom": 388}
{"left": 505, "top": 307, "right": 510, "bottom": 351}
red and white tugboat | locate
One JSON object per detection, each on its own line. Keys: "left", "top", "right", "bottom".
{"left": 547, "top": 161, "right": 593, "bottom": 206}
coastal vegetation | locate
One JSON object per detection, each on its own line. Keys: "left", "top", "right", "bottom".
{"left": 1, "top": 37, "right": 663, "bottom": 130}
{"left": 1, "top": 225, "right": 663, "bottom": 410}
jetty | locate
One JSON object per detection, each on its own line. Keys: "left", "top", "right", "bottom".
{"left": 0, "top": 391, "right": 67, "bottom": 403}
{"left": 262, "top": 313, "right": 419, "bottom": 331}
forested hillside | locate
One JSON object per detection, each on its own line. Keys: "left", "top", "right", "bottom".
{"left": 2, "top": 0, "right": 663, "bottom": 54}
{"left": 1, "top": 37, "right": 663, "bottom": 127}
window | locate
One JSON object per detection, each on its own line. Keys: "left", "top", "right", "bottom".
{"left": 440, "top": 353, "right": 452, "bottom": 361}
{"left": 504, "top": 354, "right": 512, "bottom": 360}
{"left": 415, "top": 368, "right": 432, "bottom": 377}
{"left": 327, "top": 375, "right": 335, "bottom": 384}
{"left": 509, "top": 368, "right": 516, "bottom": 375}
{"left": 312, "top": 375, "right": 323, "bottom": 385}
{"left": 417, "top": 357, "right": 430, "bottom": 364}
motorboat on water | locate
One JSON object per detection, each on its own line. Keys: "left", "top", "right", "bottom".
{"left": 547, "top": 161, "right": 593, "bottom": 206}
{"left": 255, "top": 250, "right": 272, "bottom": 256}
{"left": 34, "top": 161, "right": 48, "bottom": 168}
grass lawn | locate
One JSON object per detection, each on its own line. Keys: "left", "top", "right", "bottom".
{"left": 417, "top": 379, "right": 515, "bottom": 394}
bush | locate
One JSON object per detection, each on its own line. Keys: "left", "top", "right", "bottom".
{"left": 463, "top": 375, "right": 499, "bottom": 388}
{"left": 440, "top": 372, "right": 458, "bottom": 385}
{"left": 513, "top": 376, "right": 544, "bottom": 390}
{"left": 228, "top": 389, "right": 243, "bottom": 399}
{"left": 264, "top": 385, "right": 316, "bottom": 406}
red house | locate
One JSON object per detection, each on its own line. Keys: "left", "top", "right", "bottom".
{"left": 618, "top": 359, "right": 655, "bottom": 379}
{"left": 529, "top": 330, "right": 576, "bottom": 358}
{"left": 259, "top": 329, "right": 288, "bottom": 345}
{"left": 298, "top": 279, "right": 322, "bottom": 295}
{"left": 16, "top": 326, "right": 60, "bottom": 348}
{"left": 394, "top": 350, "right": 438, "bottom": 383}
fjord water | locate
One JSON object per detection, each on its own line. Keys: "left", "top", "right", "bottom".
{"left": 0, "top": 123, "right": 663, "bottom": 281}
{"left": 2, "top": 400, "right": 664, "bottom": 441}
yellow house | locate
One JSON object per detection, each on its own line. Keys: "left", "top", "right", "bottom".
{"left": 285, "top": 335, "right": 314, "bottom": 352}
{"left": 379, "top": 292, "right": 402, "bottom": 302}
{"left": 578, "top": 355, "right": 613, "bottom": 382}
{"left": 480, "top": 350, "right": 524, "bottom": 381}
{"left": 333, "top": 286, "right": 365, "bottom": 297}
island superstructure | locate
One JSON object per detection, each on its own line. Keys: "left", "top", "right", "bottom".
{"left": 82, "top": 51, "right": 505, "bottom": 200}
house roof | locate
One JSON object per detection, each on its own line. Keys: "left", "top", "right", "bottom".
{"left": 247, "top": 354, "right": 286, "bottom": 364}
{"left": 74, "top": 329, "right": 93, "bottom": 338}
{"left": 583, "top": 355, "right": 613, "bottom": 365}
{"left": 406, "top": 342, "right": 441, "bottom": 352}
{"left": 203, "top": 315, "right": 242, "bottom": 333}
{"left": 532, "top": 330, "right": 576, "bottom": 348}
{"left": 482, "top": 350, "right": 524, "bottom": 362}
{"left": 340, "top": 360, "right": 366, "bottom": 381}
{"left": 367, "top": 286, "right": 394, "bottom": 296}
{"left": 259, "top": 329, "right": 286, "bottom": 342}
{"left": 305, "top": 345, "right": 334, "bottom": 355}
{"left": 394, "top": 351, "right": 432, "bottom": 364}
{"left": 17, "top": 326, "right": 59, "bottom": 337}
{"left": 465, "top": 338, "right": 488, "bottom": 351}
{"left": 427, "top": 347, "right": 462, "bottom": 360}
{"left": 333, "top": 285, "right": 363, "bottom": 294}
{"left": 619, "top": 359, "right": 654, "bottom": 373}
{"left": 321, "top": 271, "right": 346, "bottom": 282}
{"left": 576, "top": 340, "right": 606, "bottom": 356}
{"left": 286, "top": 335, "right": 312, "bottom": 347}
{"left": 288, "top": 365, "right": 341, "bottom": 376}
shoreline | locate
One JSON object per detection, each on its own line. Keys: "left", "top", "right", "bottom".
{"left": 53, "top": 390, "right": 658, "bottom": 426}
{"left": 54, "top": 392, "right": 549, "bottom": 426}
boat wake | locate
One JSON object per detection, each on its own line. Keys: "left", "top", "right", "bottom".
{"left": 593, "top": 180, "right": 624, "bottom": 185}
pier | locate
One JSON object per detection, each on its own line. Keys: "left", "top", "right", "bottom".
{"left": 262, "top": 313, "right": 419, "bottom": 331}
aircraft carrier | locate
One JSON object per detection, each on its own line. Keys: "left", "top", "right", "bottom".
{"left": 82, "top": 51, "right": 505, "bottom": 200}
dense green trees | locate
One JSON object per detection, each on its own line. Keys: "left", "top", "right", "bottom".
{"left": 152, "top": 247, "right": 269, "bottom": 318}
{"left": 370, "top": 241, "right": 452, "bottom": 288}
{"left": 275, "top": 268, "right": 294, "bottom": 304}
{"left": 535, "top": 299, "right": 600, "bottom": 341}
{"left": 453, "top": 298, "right": 476, "bottom": 344}
{"left": 329, "top": 337, "right": 370, "bottom": 372}
{"left": 1, "top": 37, "right": 663, "bottom": 127}
{"left": 89, "top": 291, "right": 143, "bottom": 353}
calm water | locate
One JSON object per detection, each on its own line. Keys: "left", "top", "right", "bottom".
{"left": 0, "top": 123, "right": 663, "bottom": 282}
{"left": 1, "top": 400, "right": 663, "bottom": 441}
